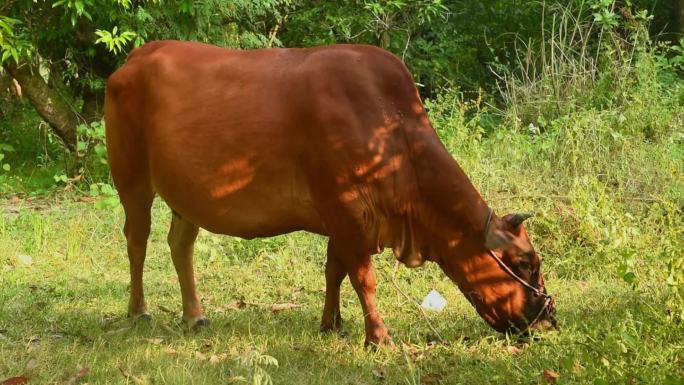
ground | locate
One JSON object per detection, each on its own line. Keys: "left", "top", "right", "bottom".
{"left": 0, "top": 195, "right": 681, "bottom": 384}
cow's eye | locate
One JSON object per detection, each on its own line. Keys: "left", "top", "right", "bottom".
{"left": 517, "top": 260, "right": 531, "bottom": 273}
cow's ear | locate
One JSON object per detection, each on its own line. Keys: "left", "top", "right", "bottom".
{"left": 485, "top": 222, "right": 513, "bottom": 250}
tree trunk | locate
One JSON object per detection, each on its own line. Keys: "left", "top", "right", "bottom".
{"left": 0, "top": 70, "right": 11, "bottom": 117}
{"left": 2, "top": 60, "right": 78, "bottom": 150}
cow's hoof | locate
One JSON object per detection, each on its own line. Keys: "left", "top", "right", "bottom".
{"left": 321, "top": 326, "right": 349, "bottom": 338}
{"left": 131, "top": 312, "right": 153, "bottom": 324}
{"left": 188, "top": 316, "right": 211, "bottom": 330}
{"left": 320, "top": 314, "right": 344, "bottom": 333}
{"left": 364, "top": 334, "right": 394, "bottom": 349}
{"left": 320, "top": 320, "right": 344, "bottom": 334}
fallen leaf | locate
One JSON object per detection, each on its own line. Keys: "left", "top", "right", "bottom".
{"left": 117, "top": 364, "right": 148, "bottom": 385}
{"left": 542, "top": 369, "right": 560, "bottom": 383}
{"left": 270, "top": 303, "right": 300, "bottom": 313}
{"left": 223, "top": 300, "right": 247, "bottom": 311}
{"left": 65, "top": 366, "right": 89, "bottom": 385}
{"left": 226, "top": 376, "right": 247, "bottom": 384}
{"left": 1, "top": 377, "right": 29, "bottom": 385}
{"left": 164, "top": 347, "right": 177, "bottom": 355}
{"left": 504, "top": 345, "right": 523, "bottom": 355}
{"left": 145, "top": 338, "right": 163, "bottom": 345}
{"left": 400, "top": 342, "right": 426, "bottom": 362}
{"left": 572, "top": 361, "right": 584, "bottom": 374}
{"left": 208, "top": 354, "right": 227, "bottom": 365}
{"left": 159, "top": 324, "right": 178, "bottom": 335}
{"left": 157, "top": 304, "right": 176, "bottom": 315}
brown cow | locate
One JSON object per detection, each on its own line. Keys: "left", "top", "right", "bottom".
{"left": 104, "top": 40, "right": 556, "bottom": 346}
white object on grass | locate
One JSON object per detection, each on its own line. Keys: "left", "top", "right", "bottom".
{"left": 421, "top": 289, "right": 447, "bottom": 312}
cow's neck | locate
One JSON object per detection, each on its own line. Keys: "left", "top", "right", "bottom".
{"left": 391, "top": 136, "right": 491, "bottom": 266}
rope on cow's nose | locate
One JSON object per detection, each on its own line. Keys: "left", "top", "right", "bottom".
{"left": 389, "top": 261, "right": 444, "bottom": 343}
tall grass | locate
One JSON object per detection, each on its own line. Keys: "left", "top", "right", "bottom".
{"left": 492, "top": 1, "right": 679, "bottom": 139}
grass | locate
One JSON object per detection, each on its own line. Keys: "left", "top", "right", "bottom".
{"left": 0, "top": 200, "right": 681, "bottom": 385}
{"left": 1, "top": 116, "right": 683, "bottom": 384}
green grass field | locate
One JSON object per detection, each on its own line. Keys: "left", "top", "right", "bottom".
{"left": 1, "top": 115, "right": 682, "bottom": 384}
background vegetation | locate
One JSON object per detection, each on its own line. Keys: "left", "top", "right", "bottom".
{"left": 1, "top": 0, "right": 683, "bottom": 384}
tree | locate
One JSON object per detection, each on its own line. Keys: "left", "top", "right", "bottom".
{"left": 0, "top": 0, "right": 291, "bottom": 151}
{"left": 0, "top": 0, "right": 677, "bottom": 155}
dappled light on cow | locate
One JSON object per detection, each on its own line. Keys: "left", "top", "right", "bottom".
{"left": 334, "top": 121, "right": 407, "bottom": 204}
{"left": 210, "top": 157, "right": 255, "bottom": 199}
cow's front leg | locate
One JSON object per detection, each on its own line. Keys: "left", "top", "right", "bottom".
{"left": 329, "top": 241, "right": 392, "bottom": 347}
{"left": 168, "top": 212, "right": 209, "bottom": 329}
{"left": 321, "top": 242, "right": 347, "bottom": 333}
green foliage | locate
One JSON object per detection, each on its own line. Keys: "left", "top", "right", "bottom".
{"left": 0, "top": 143, "right": 14, "bottom": 172}
{"left": 76, "top": 121, "right": 106, "bottom": 164}
{"left": 52, "top": 0, "right": 93, "bottom": 26}
{"left": 235, "top": 348, "right": 279, "bottom": 385}
{"left": 0, "top": 15, "right": 31, "bottom": 64}
{"left": 94, "top": 26, "right": 137, "bottom": 54}
{"left": 89, "top": 182, "right": 119, "bottom": 209}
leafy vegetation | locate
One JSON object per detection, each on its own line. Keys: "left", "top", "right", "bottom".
{"left": 0, "top": 0, "right": 683, "bottom": 384}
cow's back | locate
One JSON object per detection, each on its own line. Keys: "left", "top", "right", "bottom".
{"left": 105, "top": 41, "right": 435, "bottom": 242}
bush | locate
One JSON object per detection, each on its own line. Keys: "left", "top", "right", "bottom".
{"left": 492, "top": 0, "right": 682, "bottom": 140}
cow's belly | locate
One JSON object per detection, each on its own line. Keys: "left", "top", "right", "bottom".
{"left": 149, "top": 151, "right": 325, "bottom": 238}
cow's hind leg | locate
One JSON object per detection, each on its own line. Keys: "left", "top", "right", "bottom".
{"left": 120, "top": 187, "right": 154, "bottom": 323}
{"left": 167, "top": 211, "right": 208, "bottom": 329}
{"left": 320, "top": 241, "right": 347, "bottom": 333}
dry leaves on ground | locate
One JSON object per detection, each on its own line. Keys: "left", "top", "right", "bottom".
{"left": 542, "top": 369, "right": 561, "bottom": 384}
{"left": 65, "top": 366, "right": 89, "bottom": 385}
{"left": 117, "top": 364, "right": 149, "bottom": 385}
{"left": 270, "top": 303, "right": 300, "bottom": 313}
{"left": 504, "top": 345, "right": 523, "bottom": 355}
{"left": 1, "top": 377, "right": 29, "bottom": 385}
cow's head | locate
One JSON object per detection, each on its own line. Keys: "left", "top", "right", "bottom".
{"left": 438, "top": 211, "right": 557, "bottom": 334}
